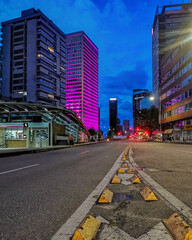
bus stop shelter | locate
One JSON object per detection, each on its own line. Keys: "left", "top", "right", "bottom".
{"left": 0, "top": 102, "right": 90, "bottom": 148}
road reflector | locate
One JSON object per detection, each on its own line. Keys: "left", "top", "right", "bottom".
{"left": 131, "top": 175, "right": 141, "bottom": 184}
{"left": 126, "top": 168, "right": 134, "bottom": 174}
{"left": 98, "top": 188, "right": 113, "bottom": 203}
{"left": 122, "top": 155, "right": 126, "bottom": 161}
{"left": 111, "top": 175, "right": 121, "bottom": 184}
{"left": 122, "top": 163, "right": 128, "bottom": 168}
{"left": 72, "top": 215, "right": 101, "bottom": 240}
{"left": 140, "top": 187, "right": 157, "bottom": 201}
{"left": 118, "top": 168, "right": 125, "bottom": 174}
{"left": 163, "top": 213, "right": 192, "bottom": 240}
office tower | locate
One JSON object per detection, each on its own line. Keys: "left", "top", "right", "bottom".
{"left": 133, "top": 89, "right": 152, "bottom": 130}
{"left": 109, "top": 98, "right": 117, "bottom": 133}
{"left": 1, "top": 8, "right": 66, "bottom": 106}
{"left": 160, "top": 20, "right": 192, "bottom": 141}
{"left": 66, "top": 31, "right": 98, "bottom": 131}
{"left": 152, "top": 3, "right": 192, "bottom": 107}
{"left": 123, "top": 120, "right": 129, "bottom": 134}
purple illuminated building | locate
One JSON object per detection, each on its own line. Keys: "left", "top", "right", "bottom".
{"left": 66, "top": 31, "right": 98, "bottom": 131}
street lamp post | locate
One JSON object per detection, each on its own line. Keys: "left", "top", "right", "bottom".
{"left": 149, "top": 96, "right": 162, "bottom": 132}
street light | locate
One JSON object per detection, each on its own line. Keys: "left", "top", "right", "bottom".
{"left": 149, "top": 96, "right": 155, "bottom": 101}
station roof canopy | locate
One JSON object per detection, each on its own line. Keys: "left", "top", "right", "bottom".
{"left": 0, "top": 102, "right": 90, "bottom": 136}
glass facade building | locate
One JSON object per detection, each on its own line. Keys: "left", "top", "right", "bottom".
{"left": 133, "top": 89, "right": 152, "bottom": 131}
{"left": 160, "top": 21, "right": 192, "bottom": 142}
{"left": 66, "top": 31, "right": 98, "bottom": 131}
{"left": 152, "top": 3, "right": 192, "bottom": 108}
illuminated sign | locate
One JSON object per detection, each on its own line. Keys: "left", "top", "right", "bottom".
{"left": 184, "top": 125, "right": 192, "bottom": 130}
{"left": 110, "top": 98, "right": 117, "bottom": 100}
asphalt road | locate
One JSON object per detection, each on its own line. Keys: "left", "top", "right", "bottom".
{"left": 0, "top": 141, "right": 128, "bottom": 240}
{"left": 130, "top": 142, "right": 192, "bottom": 210}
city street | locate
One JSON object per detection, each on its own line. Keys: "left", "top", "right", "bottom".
{"left": 0, "top": 141, "right": 192, "bottom": 239}
{"left": 0, "top": 141, "right": 127, "bottom": 240}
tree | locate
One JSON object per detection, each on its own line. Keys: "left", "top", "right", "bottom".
{"left": 88, "top": 128, "right": 96, "bottom": 136}
{"left": 135, "top": 105, "right": 159, "bottom": 135}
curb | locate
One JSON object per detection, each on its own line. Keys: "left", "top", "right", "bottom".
{"left": 0, "top": 141, "right": 106, "bottom": 158}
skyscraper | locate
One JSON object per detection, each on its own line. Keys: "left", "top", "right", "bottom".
{"left": 1, "top": 8, "right": 67, "bottom": 106}
{"left": 109, "top": 98, "right": 117, "bottom": 133}
{"left": 152, "top": 3, "right": 192, "bottom": 107}
{"left": 133, "top": 89, "right": 152, "bottom": 130}
{"left": 66, "top": 31, "right": 98, "bottom": 131}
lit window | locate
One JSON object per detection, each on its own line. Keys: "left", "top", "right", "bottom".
{"left": 48, "top": 46, "right": 54, "bottom": 52}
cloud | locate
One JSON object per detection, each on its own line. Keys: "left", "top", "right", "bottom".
{"left": 99, "top": 62, "right": 150, "bottom": 134}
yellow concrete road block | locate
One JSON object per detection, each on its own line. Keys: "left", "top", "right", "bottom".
{"left": 122, "top": 163, "right": 128, "bottom": 168}
{"left": 126, "top": 168, "right": 134, "bottom": 174}
{"left": 111, "top": 175, "right": 121, "bottom": 184}
{"left": 163, "top": 213, "right": 192, "bottom": 240}
{"left": 72, "top": 215, "right": 101, "bottom": 240}
{"left": 140, "top": 187, "right": 158, "bottom": 201}
{"left": 98, "top": 188, "right": 113, "bottom": 203}
{"left": 131, "top": 175, "right": 141, "bottom": 184}
{"left": 118, "top": 168, "right": 125, "bottom": 174}
{"left": 185, "top": 230, "right": 192, "bottom": 240}
{"left": 122, "top": 155, "right": 126, "bottom": 161}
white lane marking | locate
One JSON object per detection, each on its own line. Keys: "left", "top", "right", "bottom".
{"left": 79, "top": 151, "right": 90, "bottom": 154}
{"left": 51, "top": 147, "right": 127, "bottom": 240}
{"left": 0, "top": 164, "right": 39, "bottom": 175}
{"left": 176, "top": 150, "right": 192, "bottom": 154}
{"left": 129, "top": 148, "right": 192, "bottom": 222}
{"left": 97, "top": 147, "right": 103, "bottom": 149}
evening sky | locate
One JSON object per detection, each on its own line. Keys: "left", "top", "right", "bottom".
{"left": 0, "top": 0, "right": 189, "bottom": 134}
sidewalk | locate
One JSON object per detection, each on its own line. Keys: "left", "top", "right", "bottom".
{"left": 0, "top": 141, "right": 104, "bottom": 158}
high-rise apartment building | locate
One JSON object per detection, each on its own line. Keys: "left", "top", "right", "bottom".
{"left": 66, "top": 31, "right": 98, "bottom": 131}
{"left": 152, "top": 3, "right": 192, "bottom": 107}
{"left": 109, "top": 98, "right": 117, "bottom": 133}
{"left": 160, "top": 20, "right": 192, "bottom": 142}
{"left": 133, "top": 89, "right": 152, "bottom": 130}
{"left": 1, "top": 8, "right": 67, "bottom": 106}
